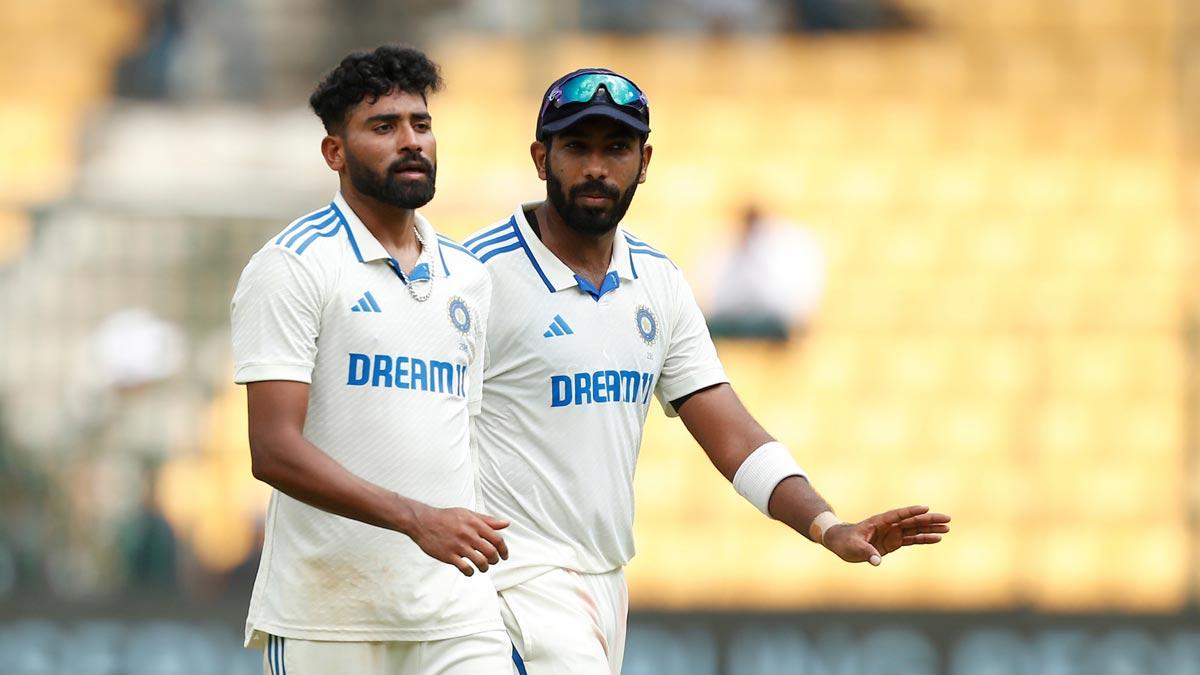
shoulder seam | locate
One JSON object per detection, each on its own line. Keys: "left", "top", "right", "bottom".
{"left": 478, "top": 242, "right": 524, "bottom": 264}
{"left": 436, "top": 234, "right": 481, "bottom": 262}
{"left": 464, "top": 220, "right": 517, "bottom": 250}
{"left": 624, "top": 232, "right": 673, "bottom": 265}
{"left": 275, "top": 206, "right": 335, "bottom": 245}
{"left": 274, "top": 204, "right": 348, "bottom": 256}
{"left": 467, "top": 218, "right": 523, "bottom": 265}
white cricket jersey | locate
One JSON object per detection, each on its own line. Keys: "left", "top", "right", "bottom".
{"left": 466, "top": 203, "right": 728, "bottom": 589}
{"left": 231, "top": 192, "right": 502, "bottom": 645}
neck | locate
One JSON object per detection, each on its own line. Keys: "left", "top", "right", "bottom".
{"left": 340, "top": 181, "right": 420, "bottom": 257}
{"left": 533, "top": 201, "right": 615, "bottom": 286}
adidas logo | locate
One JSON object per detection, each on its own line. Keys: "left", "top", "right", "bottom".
{"left": 543, "top": 314, "right": 574, "bottom": 338}
{"left": 351, "top": 291, "right": 382, "bottom": 313}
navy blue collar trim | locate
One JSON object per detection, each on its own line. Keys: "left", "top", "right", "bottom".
{"left": 509, "top": 216, "right": 556, "bottom": 293}
{"left": 435, "top": 238, "right": 451, "bottom": 276}
{"left": 328, "top": 201, "right": 365, "bottom": 262}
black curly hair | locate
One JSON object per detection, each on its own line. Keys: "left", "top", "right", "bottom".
{"left": 309, "top": 45, "right": 444, "bottom": 134}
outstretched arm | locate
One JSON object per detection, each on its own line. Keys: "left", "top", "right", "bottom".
{"left": 674, "top": 383, "right": 949, "bottom": 565}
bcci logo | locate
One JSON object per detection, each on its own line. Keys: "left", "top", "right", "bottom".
{"left": 448, "top": 296, "right": 471, "bottom": 334}
{"left": 634, "top": 305, "right": 657, "bottom": 345}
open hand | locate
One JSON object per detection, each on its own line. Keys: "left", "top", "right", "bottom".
{"left": 823, "top": 505, "right": 950, "bottom": 566}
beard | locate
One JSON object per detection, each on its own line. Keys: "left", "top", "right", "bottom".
{"left": 545, "top": 155, "right": 639, "bottom": 237}
{"left": 346, "top": 148, "right": 436, "bottom": 209}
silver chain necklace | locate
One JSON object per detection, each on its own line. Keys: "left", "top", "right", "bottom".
{"left": 407, "top": 222, "right": 434, "bottom": 302}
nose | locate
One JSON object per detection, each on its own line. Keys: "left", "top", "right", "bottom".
{"left": 396, "top": 125, "right": 423, "bottom": 154}
{"left": 583, "top": 150, "right": 608, "bottom": 180}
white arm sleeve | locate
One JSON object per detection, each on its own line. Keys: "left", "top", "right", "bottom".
{"left": 230, "top": 246, "right": 326, "bottom": 384}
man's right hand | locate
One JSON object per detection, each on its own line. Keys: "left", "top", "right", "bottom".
{"left": 404, "top": 504, "right": 510, "bottom": 576}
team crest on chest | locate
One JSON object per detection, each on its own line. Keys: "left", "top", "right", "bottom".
{"left": 634, "top": 305, "right": 658, "bottom": 345}
{"left": 448, "top": 296, "right": 471, "bottom": 334}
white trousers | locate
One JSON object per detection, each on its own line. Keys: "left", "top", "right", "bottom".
{"left": 260, "top": 630, "right": 512, "bottom": 675}
{"left": 500, "top": 567, "right": 629, "bottom": 675}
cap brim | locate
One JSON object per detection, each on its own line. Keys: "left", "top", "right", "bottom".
{"left": 539, "top": 105, "right": 650, "bottom": 139}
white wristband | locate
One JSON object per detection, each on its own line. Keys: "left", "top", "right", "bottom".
{"left": 732, "top": 441, "right": 806, "bottom": 516}
{"left": 809, "top": 510, "right": 843, "bottom": 544}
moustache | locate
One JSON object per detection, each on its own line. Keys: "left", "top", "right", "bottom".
{"left": 388, "top": 154, "right": 434, "bottom": 176}
{"left": 570, "top": 179, "right": 620, "bottom": 202}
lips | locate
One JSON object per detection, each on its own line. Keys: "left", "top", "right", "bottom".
{"left": 390, "top": 155, "right": 433, "bottom": 177}
{"left": 572, "top": 181, "right": 618, "bottom": 206}
{"left": 577, "top": 194, "right": 612, "bottom": 206}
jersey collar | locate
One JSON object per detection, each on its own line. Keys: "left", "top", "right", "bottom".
{"left": 333, "top": 192, "right": 448, "bottom": 275}
{"left": 512, "top": 202, "right": 637, "bottom": 295}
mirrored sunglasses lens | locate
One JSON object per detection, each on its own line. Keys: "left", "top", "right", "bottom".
{"left": 559, "top": 75, "right": 601, "bottom": 104}
{"left": 598, "top": 76, "right": 640, "bottom": 105}
{"left": 559, "top": 74, "right": 643, "bottom": 107}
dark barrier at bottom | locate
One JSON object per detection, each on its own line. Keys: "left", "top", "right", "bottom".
{"left": 1, "top": 608, "right": 1198, "bottom": 675}
{"left": 624, "top": 612, "right": 1200, "bottom": 675}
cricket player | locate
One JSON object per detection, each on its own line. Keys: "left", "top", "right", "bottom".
{"left": 231, "top": 46, "right": 511, "bottom": 674}
{"left": 465, "top": 68, "right": 952, "bottom": 674}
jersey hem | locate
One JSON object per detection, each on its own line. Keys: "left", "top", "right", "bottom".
{"left": 235, "top": 363, "right": 314, "bottom": 384}
{"left": 491, "top": 561, "right": 624, "bottom": 591}
{"left": 660, "top": 368, "right": 730, "bottom": 416}
{"left": 244, "top": 617, "right": 505, "bottom": 647}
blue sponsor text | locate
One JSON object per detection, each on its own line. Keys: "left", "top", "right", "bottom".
{"left": 550, "top": 370, "right": 654, "bottom": 407}
{"left": 346, "top": 352, "right": 467, "bottom": 398}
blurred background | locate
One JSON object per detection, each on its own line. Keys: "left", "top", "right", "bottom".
{"left": 0, "top": 0, "right": 1197, "bottom": 673}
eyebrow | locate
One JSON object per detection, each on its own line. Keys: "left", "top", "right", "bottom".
{"left": 364, "top": 112, "right": 432, "bottom": 125}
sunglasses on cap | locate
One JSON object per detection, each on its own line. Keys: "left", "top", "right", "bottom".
{"left": 541, "top": 71, "right": 649, "bottom": 116}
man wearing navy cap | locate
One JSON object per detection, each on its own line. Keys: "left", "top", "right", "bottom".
{"left": 465, "top": 68, "right": 951, "bottom": 674}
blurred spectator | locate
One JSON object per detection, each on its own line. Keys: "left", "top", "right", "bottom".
{"left": 789, "top": 0, "right": 919, "bottom": 32}
{"left": 91, "top": 308, "right": 185, "bottom": 391}
{"left": 577, "top": 0, "right": 784, "bottom": 33}
{"left": 117, "top": 0, "right": 268, "bottom": 101}
{"left": 115, "top": 0, "right": 186, "bottom": 99}
{"left": 117, "top": 462, "right": 178, "bottom": 591}
{"left": 671, "top": 0, "right": 786, "bottom": 34}
{"left": 702, "top": 204, "right": 825, "bottom": 342}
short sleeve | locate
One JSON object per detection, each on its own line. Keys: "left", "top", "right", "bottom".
{"left": 468, "top": 274, "right": 492, "bottom": 416}
{"left": 231, "top": 246, "right": 326, "bottom": 384}
{"left": 656, "top": 272, "right": 729, "bottom": 417}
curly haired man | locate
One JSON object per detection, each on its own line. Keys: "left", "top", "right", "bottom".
{"left": 230, "top": 45, "right": 510, "bottom": 675}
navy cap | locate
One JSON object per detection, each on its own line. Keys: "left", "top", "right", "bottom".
{"left": 536, "top": 68, "right": 650, "bottom": 141}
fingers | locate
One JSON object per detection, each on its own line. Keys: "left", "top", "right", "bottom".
{"left": 875, "top": 509, "right": 951, "bottom": 531}
{"left": 902, "top": 524, "right": 950, "bottom": 536}
{"left": 449, "top": 554, "right": 475, "bottom": 576}
{"left": 480, "top": 514, "right": 510, "bottom": 530}
{"left": 448, "top": 539, "right": 500, "bottom": 576}
{"left": 464, "top": 516, "right": 506, "bottom": 571}
{"left": 474, "top": 536, "right": 502, "bottom": 565}
{"left": 877, "top": 505, "right": 930, "bottom": 525}
{"left": 419, "top": 508, "right": 511, "bottom": 575}
{"left": 479, "top": 525, "right": 509, "bottom": 561}
{"left": 863, "top": 543, "right": 882, "bottom": 567}
{"left": 468, "top": 547, "right": 493, "bottom": 573}
{"left": 899, "top": 512, "right": 951, "bottom": 526}
{"left": 896, "top": 522, "right": 949, "bottom": 547}
{"left": 471, "top": 512, "right": 509, "bottom": 561}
